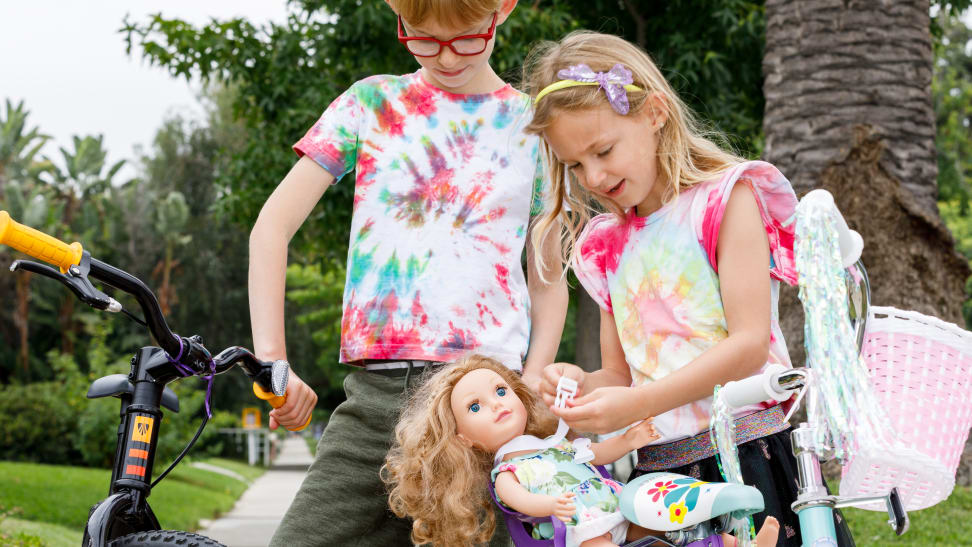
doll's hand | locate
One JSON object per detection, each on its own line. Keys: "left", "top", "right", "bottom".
{"left": 550, "top": 492, "right": 576, "bottom": 522}
{"left": 622, "top": 419, "right": 660, "bottom": 449}
{"left": 539, "top": 363, "right": 586, "bottom": 408}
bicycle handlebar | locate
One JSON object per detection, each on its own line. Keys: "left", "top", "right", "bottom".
{"left": 719, "top": 365, "right": 808, "bottom": 409}
{"left": 0, "top": 210, "right": 310, "bottom": 431}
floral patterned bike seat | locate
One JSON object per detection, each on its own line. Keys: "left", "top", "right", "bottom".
{"left": 620, "top": 472, "right": 764, "bottom": 532}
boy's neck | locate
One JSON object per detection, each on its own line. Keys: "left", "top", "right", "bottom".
{"left": 419, "top": 66, "right": 507, "bottom": 95}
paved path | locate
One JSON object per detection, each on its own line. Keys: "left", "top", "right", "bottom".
{"left": 197, "top": 435, "right": 313, "bottom": 547}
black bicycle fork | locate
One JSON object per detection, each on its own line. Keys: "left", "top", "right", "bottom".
{"left": 85, "top": 347, "right": 179, "bottom": 546}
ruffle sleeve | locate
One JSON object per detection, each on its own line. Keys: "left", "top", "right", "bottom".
{"left": 697, "top": 161, "right": 798, "bottom": 285}
{"left": 572, "top": 214, "right": 630, "bottom": 313}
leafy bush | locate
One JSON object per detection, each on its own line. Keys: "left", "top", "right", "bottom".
{"left": 0, "top": 382, "right": 81, "bottom": 463}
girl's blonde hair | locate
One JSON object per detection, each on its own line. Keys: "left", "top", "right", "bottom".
{"left": 389, "top": 0, "right": 502, "bottom": 28}
{"left": 382, "top": 354, "right": 558, "bottom": 546}
{"left": 523, "top": 31, "right": 745, "bottom": 279}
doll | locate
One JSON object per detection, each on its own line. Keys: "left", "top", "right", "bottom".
{"left": 383, "top": 354, "right": 659, "bottom": 547}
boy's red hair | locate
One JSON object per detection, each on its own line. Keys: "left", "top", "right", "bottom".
{"left": 389, "top": 0, "right": 503, "bottom": 28}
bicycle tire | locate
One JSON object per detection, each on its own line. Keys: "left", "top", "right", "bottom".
{"left": 107, "top": 530, "right": 226, "bottom": 547}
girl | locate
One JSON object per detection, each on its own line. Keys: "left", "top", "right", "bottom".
{"left": 523, "top": 32, "right": 854, "bottom": 546}
{"left": 383, "top": 354, "right": 662, "bottom": 547}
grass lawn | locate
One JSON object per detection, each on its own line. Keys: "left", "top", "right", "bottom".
{"left": 0, "top": 457, "right": 263, "bottom": 546}
{"left": 841, "top": 485, "right": 972, "bottom": 545}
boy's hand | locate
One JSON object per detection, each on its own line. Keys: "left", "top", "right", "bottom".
{"left": 622, "top": 419, "right": 659, "bottom": 449}
{"left": 539, "top": 363, "right": 585, "bottom": 408}
{"left": 269, "top": 371, "right": 317, "bottom": 430}
{"left": 549, "top": 492, "right": 576, "bottom": 522}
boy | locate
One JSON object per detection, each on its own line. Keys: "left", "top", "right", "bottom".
{"left": 249, "top": 0, "right": 567, "bottom": 545}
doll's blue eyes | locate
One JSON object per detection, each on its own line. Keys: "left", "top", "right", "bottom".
{"left": 467, "top": 386, "right": 508, "bottom": 413}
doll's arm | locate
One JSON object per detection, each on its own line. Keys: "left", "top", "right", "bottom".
{"left": 494, "top": 471, "right": 576, "bottom": 522}
{"left": 589, "top": 420, "right": 659, "bottom": 465}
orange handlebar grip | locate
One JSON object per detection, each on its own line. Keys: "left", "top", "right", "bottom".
{"left": 253, "top": 382, "right": 311, "bottom": 432}
{"left": 0, "top": 211, "right": 83, "bottom": 273}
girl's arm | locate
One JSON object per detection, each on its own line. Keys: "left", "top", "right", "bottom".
{"left": 554, "top": 183, "right": 772, "bottom": 433}
{"left": 522, "top": 221, "right": 569, "bottom": 392}
{"left": 494, "top": 471, "right": 576, "bottom": 522}
{"left": 249, "top": 156, "right": 334, "bottom": 430}
{"left": 589, "top": 419, "right": 659, "bottom": 465}
{"left": 538, "top": 307, "right": 631, "bottom": 406}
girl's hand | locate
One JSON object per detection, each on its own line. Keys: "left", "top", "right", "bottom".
{"left": 550, "top": 492, "right": 576, "bottom": 522}
{"left": 552, "top": 385, "right": 648, "bottom": 434}
{"left": 539, "top": 362, "right": 586, "bottom": 407}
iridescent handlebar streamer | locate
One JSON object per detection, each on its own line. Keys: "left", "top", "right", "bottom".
{"left": 710, "top": 386, "right": 755, "bottom": 546}
{"left": 794, "top": 199, "right": 895, "bottom": 460}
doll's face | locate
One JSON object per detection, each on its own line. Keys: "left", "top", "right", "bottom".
{"left": 450, "top": 368, "right": 528, "bottom": 453}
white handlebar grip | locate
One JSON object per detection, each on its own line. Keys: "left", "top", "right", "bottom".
{"left": 801, "top": 189, "right": 864, "bottom": 267}
{"left": 719, "top": 364, "right": 789, "bottom": 409}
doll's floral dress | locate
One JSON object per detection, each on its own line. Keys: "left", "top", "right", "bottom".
{"left": 491, "top": 440, "right": 628, "bottom": 546}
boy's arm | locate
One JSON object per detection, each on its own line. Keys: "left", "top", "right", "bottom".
{"left": 249, "top": 156, "right": 335, "bottom": 430}
{"left": 522, "top": 221, "right": 568, "bottom": 392}
{"left": 494, "top": 471, "right": 575, "bottom": 521}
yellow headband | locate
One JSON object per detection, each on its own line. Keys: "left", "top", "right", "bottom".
{"left": 534, "top": 80, "right": 643, "bottom": 106}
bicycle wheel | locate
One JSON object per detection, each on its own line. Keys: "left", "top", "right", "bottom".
{"left": 107, "top": 530, "right": 226, "bottom": 547}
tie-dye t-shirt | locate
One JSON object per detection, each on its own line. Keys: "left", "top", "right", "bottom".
{"left": 294, "top": 71, "right": 545, "bottom": 369}
{"left": 573, "top": 161, "right": 799, "bottom": 443}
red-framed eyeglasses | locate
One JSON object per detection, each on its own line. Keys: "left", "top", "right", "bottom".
{"left": 397, "top": 12, "right": 497, "bottom": 57}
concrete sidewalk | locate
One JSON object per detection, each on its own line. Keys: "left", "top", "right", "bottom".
{"left": 197, "top": 435, "right": 313, "bottom": 547}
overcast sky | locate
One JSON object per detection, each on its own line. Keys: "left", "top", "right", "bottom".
{"left": 0, "top": 1, "right": 290, "bottom": 181}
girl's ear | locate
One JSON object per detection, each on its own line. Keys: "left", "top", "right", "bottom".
{"left": 645, "top": 92, "right": 669, "bottom": 132}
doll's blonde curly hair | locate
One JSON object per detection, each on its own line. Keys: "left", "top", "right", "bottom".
{"left": 382, "top": 354, "right": 558, "bottom": 546}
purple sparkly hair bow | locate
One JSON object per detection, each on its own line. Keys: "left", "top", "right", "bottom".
{"left": 557, "top": 63, "right": 637, "bottom": 115}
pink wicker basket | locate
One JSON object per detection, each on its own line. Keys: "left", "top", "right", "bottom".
{"left": 840, "top": 306, "right": 972, "bottom": 511}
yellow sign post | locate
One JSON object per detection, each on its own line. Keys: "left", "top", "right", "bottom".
{"left": 242, "top": 407, "right": 261, "bottom": 429}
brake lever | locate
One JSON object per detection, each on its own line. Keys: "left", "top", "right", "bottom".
{"left": 12, "top": 252, "right": 120, "bottom": 312}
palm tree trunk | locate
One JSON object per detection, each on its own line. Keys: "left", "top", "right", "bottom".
{"left": 14, "top": 271, "right": 32, "bottom": 374}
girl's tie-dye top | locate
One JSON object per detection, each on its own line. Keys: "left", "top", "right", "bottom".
{"left": 573, "top": 161, "right": 799, "bottom": 443}
{"left": 294, "top": 71, "right": 545, "bottom": 368}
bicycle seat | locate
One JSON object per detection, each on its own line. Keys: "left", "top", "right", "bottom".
{"left": 620, "top": 472, "right": 764, "bottom": 532}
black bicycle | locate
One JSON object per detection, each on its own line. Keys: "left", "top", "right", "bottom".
{"left": 0, "top": 210, "right": 305, "bottom": 547}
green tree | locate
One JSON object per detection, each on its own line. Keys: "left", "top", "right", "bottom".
{"left": 0, "top": 100, "right": 51, "bottom": 195}
{"left": 0, "top": 101, "right": 55, "bottom": 382}
{"left": 1, "top": 183, "right": 55, "bottom": 375}
{"left": 934, "top": 12, "right": 972, "bottom": 328}
{"left": 935, "top": 11, "right": 972, "bottom": 209}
